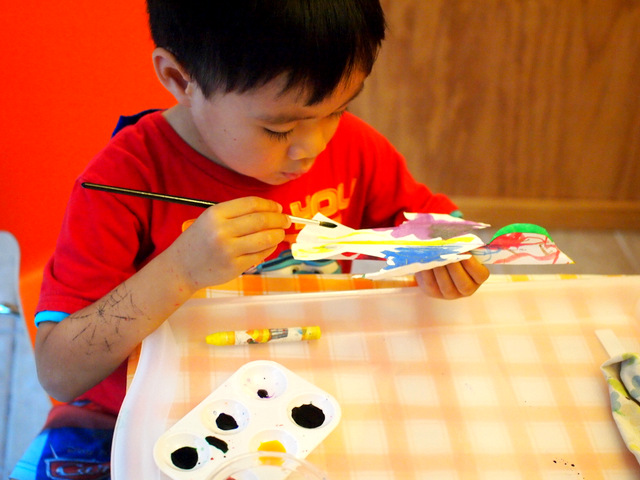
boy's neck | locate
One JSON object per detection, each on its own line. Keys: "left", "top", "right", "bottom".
{"left": 163, "top": 105, "right": 217, "bottom": 164}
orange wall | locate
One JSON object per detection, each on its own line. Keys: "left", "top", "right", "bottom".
{"left": 1, "top": 2, "right": 174, "bottom": 334}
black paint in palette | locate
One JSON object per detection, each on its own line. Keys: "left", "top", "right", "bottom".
{"left": 171, "top": 446, "right": 198, "bottom": 470}
{"left": 291, "top": 403, "right": 325, "bottom": 428}
{"left": 170, "top": 436, "right": 230, "bottom": 470}
{"left": 215, "top": 412, "right": 239, "bottom": 430}
{"left": 206, "top": 436, "right": 229, "bottom": 453}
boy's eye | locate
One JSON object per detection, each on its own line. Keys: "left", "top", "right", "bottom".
{"left": 262, "top": 110, "right": 345, "bottom": 142}
{"left": 264, "top": 128, "right": 294, "bottom": 142}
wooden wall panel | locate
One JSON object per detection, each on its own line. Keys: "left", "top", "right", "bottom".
{"left": 349, "top": 0, "right": 640, "bottom": 228}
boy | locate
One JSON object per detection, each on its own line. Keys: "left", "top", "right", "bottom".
{"left": 13, "top": 1, "right": 489, "bottom": 478}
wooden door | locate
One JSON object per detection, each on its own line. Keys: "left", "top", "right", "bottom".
{"left": 349, "top": 0, "right": 640, "bottom": 228}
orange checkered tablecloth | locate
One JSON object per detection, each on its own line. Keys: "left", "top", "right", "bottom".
{"left": 113, "top": 274, "right": 640, "bottom": 479}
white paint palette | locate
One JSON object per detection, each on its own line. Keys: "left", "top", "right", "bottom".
{"left": 153, "top": 360, "right": 341, "bottom": 479}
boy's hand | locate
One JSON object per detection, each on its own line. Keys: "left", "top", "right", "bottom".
{"left": 169, "top": 196, "right": 291, "bottom": 289}
{"left": 415, "top": 257, "right": 489, "bottom": 300}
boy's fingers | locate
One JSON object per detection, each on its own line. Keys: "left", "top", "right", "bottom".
{"left": 415, "top": 269, "right": 445, "bottom": 299}
{"left": 416, "top": 258, "right": 489, "bottom": 300}
{"left": 433, "top": 264, "right": 464, "bottom": 299}
{"left": 238, "top": 246, "right": 280, "bottom": 272}
{"left": 216, "top": 196, "right": 283, "bottom": 218}
{"left": 233, "top": 228, "right": 287, "bottom": 255}
{"left": 199, "top": 197, "right": 290, "bottom": 237}
{"left": 226, "top": 211, "right": 291, "bottom": 238}
{"left": 460, "top": 257, "right": 490, "bottom": 284}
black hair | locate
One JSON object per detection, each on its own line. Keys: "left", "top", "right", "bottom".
{"left": 147, "top": 0, "right": 386, "bottom": 104}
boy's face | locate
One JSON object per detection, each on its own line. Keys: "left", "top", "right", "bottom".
{"left": 183, "top": 70, "right": 367, "bottom": 185}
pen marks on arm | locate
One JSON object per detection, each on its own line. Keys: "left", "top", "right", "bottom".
{"left": 72, "top": 323, "right": 96, "bottom": 343}
{"left": 71, "top": 282, "right": 149, "bottom": 353}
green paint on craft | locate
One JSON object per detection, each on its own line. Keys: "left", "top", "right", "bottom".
{"left": 490, "top": 223, "right": 553, "bottom": 242}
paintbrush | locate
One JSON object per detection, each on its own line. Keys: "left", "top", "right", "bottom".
{"left": 81, "top": 182, "right": 338, "bottom": 228}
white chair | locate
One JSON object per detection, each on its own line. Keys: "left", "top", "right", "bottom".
{"left": 0, "top": 231, "right": 51, "bottom": 478}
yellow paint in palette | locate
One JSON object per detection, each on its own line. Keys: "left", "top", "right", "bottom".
{"left": 257, "top": 440, "right": 287, "bottom": 466}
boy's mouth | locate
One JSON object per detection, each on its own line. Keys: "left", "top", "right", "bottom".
{"left": 283, "top": 172, "right": 303, "bottom": 180}
{"left": 282, "top": 168, "right": 311, "bottom": 181}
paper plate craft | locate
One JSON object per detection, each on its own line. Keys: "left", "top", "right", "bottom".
{"left": 153, "top": 360, "right": 340, "bottom": 480}
{"left": 597, "top": 329, "right": 640, "bottom": 464}
{"left": 291, "top": 213, "right": 573, "bottom": 279}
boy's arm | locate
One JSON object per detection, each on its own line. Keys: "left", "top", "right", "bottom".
{"left": 415, "top": 257, "right": 490, "bottom": 300}
{"left": 35, "top": 197, "right": 290, "bottom": 402}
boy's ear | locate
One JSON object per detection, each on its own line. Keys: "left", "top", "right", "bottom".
{"left": 152, "top": 48, "right": 196, "bottom": 106}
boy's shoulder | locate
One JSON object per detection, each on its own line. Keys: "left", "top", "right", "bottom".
{"left": 109, "top": 109, "right": 170, "bottom": 146}
{"left": 339, "top": 111, "right": 376, "bottom": 134}
{"left": 111, "top": 109, "right": 163, "bottom": 137}
{"left": 98, "top": 109, "right": 188, "bottom": 161}
{"left": 331, "top": 111, "right": 395, "bottom": 152}
{"left": 82, "top": 109, "right": 206, "bottom": 183}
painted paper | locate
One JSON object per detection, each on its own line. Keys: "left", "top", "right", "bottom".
{"left": 292, "top": 213, "right": 573, "bottom": 279}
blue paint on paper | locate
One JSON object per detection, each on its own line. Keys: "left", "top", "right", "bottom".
{"left": 381, "top": 246, "right": 464, "bottom": 270}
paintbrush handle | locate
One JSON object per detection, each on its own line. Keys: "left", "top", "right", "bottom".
{"left": 81, "top": 182, "right": 217, "bottom": 208}
{"left": 81, "top": 182, "right": 336, "bottom": 228}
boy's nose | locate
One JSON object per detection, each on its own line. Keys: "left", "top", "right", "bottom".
{"left": 287, "top": 124, "right": 329, "bottom": 161}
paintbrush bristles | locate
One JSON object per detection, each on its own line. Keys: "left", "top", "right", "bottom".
{"left": 319, "top": 221, "right": 338, "bottom": 228}
{"left": 288, "top": 215, "right": 338, "bottom": 228}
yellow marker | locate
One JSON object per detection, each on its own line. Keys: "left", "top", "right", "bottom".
{"left": 206, "top": 326, "right": 321, "bottom": 346}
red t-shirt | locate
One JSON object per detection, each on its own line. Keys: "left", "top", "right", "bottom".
{"left": 38, "top": 111, "right": 456, "bottom": 414}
